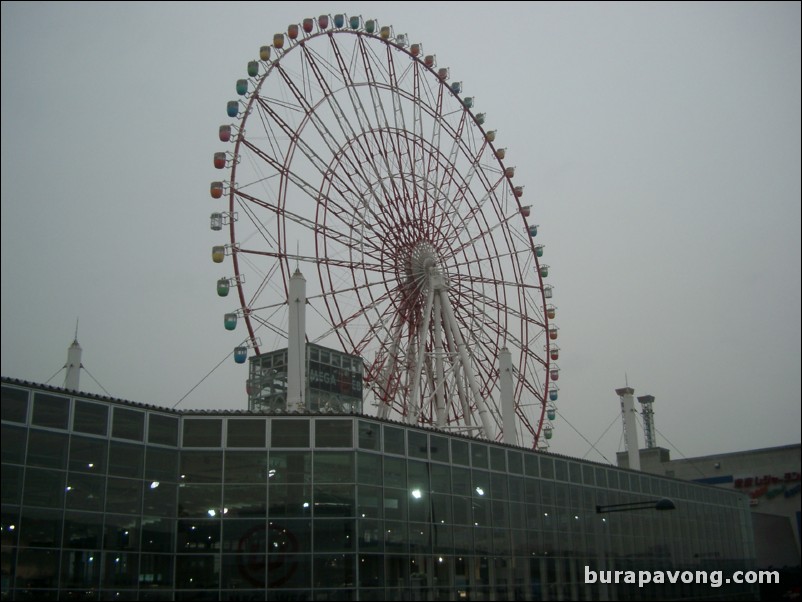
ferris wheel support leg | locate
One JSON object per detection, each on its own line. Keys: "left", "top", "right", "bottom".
{"left": 439, "top": 300, "right": 471, "bottom": 429}
{"left": 433, "top": 293, "right": 447, "bottom": 427}
{"left": 378, "top": 317, "right": 404, "bottom": 420}
{"left": 440, "top": 289, "right": 495, "bottom": 440}
{"left": 408, "top": 285, "right": 435, "bottom": 425}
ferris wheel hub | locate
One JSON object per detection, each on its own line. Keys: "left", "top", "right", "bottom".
{"left": 405, "top": 241, "right": 445, "bottom": 291}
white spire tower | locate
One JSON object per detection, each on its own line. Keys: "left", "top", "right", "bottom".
{"left": 64, "top": 320, "right": 83, "bottom": 391}
{"left": 616, "top": 386, "right": 641, "bottom": 470}
{"left": 287, "top": 268, "right": 307, "bottom": 412}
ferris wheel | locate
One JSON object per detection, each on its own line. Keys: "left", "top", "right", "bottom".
{"left": 210, "top": 14, "right": 559, "bottom": 449}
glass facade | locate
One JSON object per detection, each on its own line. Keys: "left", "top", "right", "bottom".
{"left": 1, "top": 380, "right": 757, "bottom": 600}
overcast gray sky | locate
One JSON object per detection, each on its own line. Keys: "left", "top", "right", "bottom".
{"left": 2, "top": 2, "right": 799, "bottom": 466}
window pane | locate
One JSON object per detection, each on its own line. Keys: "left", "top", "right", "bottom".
{"left": 357, "top": 452, "right": 381, "bottom": 485}
{"left": 507, "top": 449, "right": 524, "bottom": 474}
{"left": 139, "top": 553, "right": 174, "bottom": 588}
{"left": 143, "top": 481, "right": 177, "bottom": 517}
{"left": 524, "top": 453, "right": 539, "bottom": 477}
{"left": 183, "top": 418, "right": 222, "bottom": 447}
{"left": 106, "top": 477, "right": 143, "bottom": 515}
{"left": 73, "top": 400, "right": 108, "bottom": 435}
{"left": 313, "top": 483, "right": 355, "bottom": 517}
{"left": 358, "top": 421, "right": 380, "bottom": 451}
{"left": 108, "top": 442, "right": 144, "bottom": 478}
{"left": 223, "top": 484, "right": 267, "bottom": 518}
{"left": 65, "top": 472, "right": 105, "bottom": 511}
{"left": 32, "top": 393, "right": 69, "bottom": 429}
{"left": 471, "top": 443, "right": 488, "bottom": 469}
{"left": 383, "top": 488, "right": 407, "bottom": 522}
{"left": 1, "top": 465, "right": 22, "bottom": 504}
{"left": 314, "top": 452, "right": 354, "bottom": 483}
{"left": 61, "top": 548, "right": 101, "bottom": 587}
{"left": 430, "top": 463, "right": 451, "bottom": 493}
{"left": 141, "top": 518, "right": 175, "bottom": 553}
{"left": 227, "top": 418, "right": 266, "bottom": 447}
{"left": 225, "top": 451, "right": 268, "bottom": 483}
{"left": 145, "top": 447, "right": 179, "bottom": 482}
{"left": 408, "top": 430, "right": 428, "bottom": 459}
{"left": 15, "top": 549, "right": 58, "bottom": 588}
{"left": 148, "top": 414, "right": 179, "bottom": 446}
{"left": 314, "top": 518, "right": 355, "bottom": 552}
{"left": 315, "top": 419, "right": 352, "bottom": 447}
{"left": 20, "top": 507, "right": 63, "bottom": 548}
{"left": 451, "top": 439, "right": 469, "bottom": 466}
{"left": 178, "top": 484, "right": 221, "bottom": 518}
{"left": 1, "top": 424, "right": 26, "bottom": 464}
{"left": 63, "top": 510, "right": 103, "bottom": 549}
{"left": 1, "top": 385, "right": 28, "bottom": 423}
{"left": 23, "top": 468, "right": 65, "bottom": 508}
{"left": 489, "top": 447, "right": 506, "bottom": 472}
{"left": 357, "top": 485, "right": 382, "bottom": 519}
{"left": 383, "top": 426, "right": 404, "bottom": 455}
{"left": 430, "top": 435, "right": 449, "bottom": 463}
{"left": 180, "top": 451, "right": 223, "bottom": 483}
{"left": 104, "top": 514, "right": 140, "bottom": 551}
{"left": 271, "top": 419, "right": 309, "bottom": 448}
{"left": 267, "top": 483, "right": 311, "bottom": 518}
{"left": 268, "top": 451, "right": 310, "bottom": 484}
{"left": 27, "top": 430, "right": 68, "bottom": 469}
{"left": 69, "top": 435, "right": 107, "bottom": 474}
{"left": 540, "top": 456, "right": 554, "bottom": 479}
{"left": 177, "top": 519, "right": 221, "bottom": 553}
{"left": 221, "top": 519, "right": 266, "bottom": 554}
{"left": 104, "top": 551, "right": 138, "bottom": 587}
{"left": 383, "top": 457, "right": 406, "bottom": 489}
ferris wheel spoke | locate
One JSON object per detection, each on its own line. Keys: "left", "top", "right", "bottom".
{"left": 385, "top": 44, "right": 408, "bottom": 132}
{"left": 448, "top": 246, "right": 531, "bottom": 269}
{"left": 235, "top": 195, "right": 280, "bottom": 250}
{"left": 264, "top": 65, "right": 411, "bottom": 240}
{"left": 436, "top": 110, "right": 471, "bottom": 208}
{"left": 453, "top": 273, "right": 542, "bottom": 290}
{"left": 234, "top": 187, "right": 385, "bottom": 266}
{"left": 307, "top": 277, "right": 395, "bottom": 304}
{"left": 314, "top": 284, "right": 397, "bottom": 347}
{"left": 237, "top": 247, "right": 386, "bottom": 273}
{"left": 327, "top": 37, "right": 403, "bottom": 211}
{"left": 299, "top": 42, "right": 401, "bottom": 217}
{"left": 251, "top": 96, "right": 364, "bottom": 205}
{"left": 431, "top": 155, "right": 495, "bottom": 245}
{"left": 239, "top": 139, "right": 403, "bottom": 256}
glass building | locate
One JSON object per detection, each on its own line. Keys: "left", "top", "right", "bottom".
{"left": 1, "top": 378, "right": 757, "bottom": 600}
{"left": 248, "top": 344, "right": 364, "bottom": 414}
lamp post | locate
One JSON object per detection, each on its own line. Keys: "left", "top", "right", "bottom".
{"left": 595, "top": 498, "right": 676, "bottom": 514}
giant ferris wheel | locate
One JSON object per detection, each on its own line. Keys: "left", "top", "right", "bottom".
{"left": 210, "top": 14, "right": 560, "bottom": 449}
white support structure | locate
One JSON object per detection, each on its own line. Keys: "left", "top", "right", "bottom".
{"left": 377, "top": 318, "right": 403, "bottom": 420}
{"left": 408, "top": 285, "right": 435, "bottom": 424}
{"left": 440, "top": 288, "right": 495, "bottom": 440}
{"left": 616, "top": 387, "right": 641, "bottom": 470}
{"left": 499, "top": 348, "right": 517, "bottom": 446}
{"left": 64, "top": 337, "right": 82, "bottom": 392}
{"left": 432, "top": 292, "right": 447, "bottom": 427}
{"left": 287, "top": 268, "right": 307, "bottom": 412}
{"left": 372, "top": 241, "right": 507, "bottom": 442}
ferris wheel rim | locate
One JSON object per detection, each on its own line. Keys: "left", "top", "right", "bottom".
{"left": 216, "top": 18, "right": 553, "bottom": 447}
